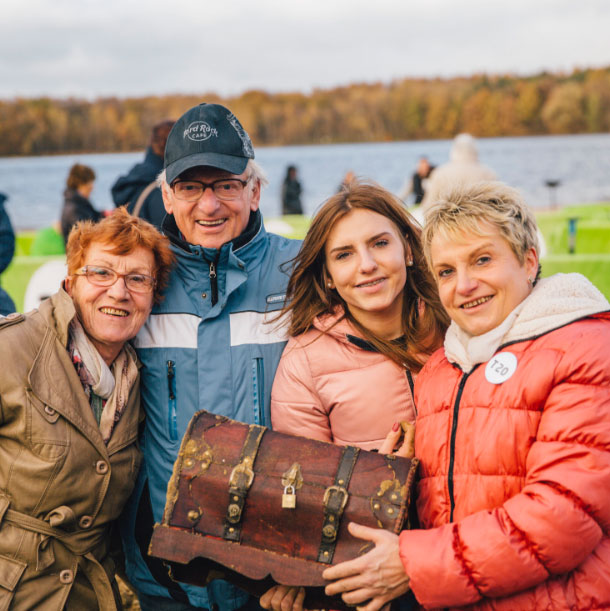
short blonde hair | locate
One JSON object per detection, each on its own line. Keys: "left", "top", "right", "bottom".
{"left": 422, "top": 181, "right": 540, "bottom": 271}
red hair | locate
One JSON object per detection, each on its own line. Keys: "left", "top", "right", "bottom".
{"left": 66, "top": 207, "right": 174, "bottom": 303}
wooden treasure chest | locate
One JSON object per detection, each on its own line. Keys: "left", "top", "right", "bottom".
{"left": 149, "top": 411, "right": 418, "bottom": 608}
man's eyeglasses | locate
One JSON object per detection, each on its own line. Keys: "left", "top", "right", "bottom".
{"left": 74, "top": 266, "right": 156, "bottom": 293}
{"left": 171, "top": 177, "right": 250, "bottom": 202}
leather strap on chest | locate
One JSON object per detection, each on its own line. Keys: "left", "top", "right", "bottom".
{"left": 318, "top": 445, "right": 360, "bottom": 563}
{"left": 222, "top": 424, "right": 266, "bottom": 542}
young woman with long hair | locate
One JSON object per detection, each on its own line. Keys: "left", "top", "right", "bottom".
{"left": 270, "top": 180, "right": 448, "bottom": 449}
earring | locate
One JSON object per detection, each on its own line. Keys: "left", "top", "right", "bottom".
{"left": 407, "top": 259, "right": 413, "bottom": 267}
{"left": 327, "top": 280, "right": 333, "bottom": 288}
{"left": 527, "top": 276, "right": 533, "bottom": 285}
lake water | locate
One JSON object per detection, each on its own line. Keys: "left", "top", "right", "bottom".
{"left": 1, "top": 133, "right": 610, "bottom": 230}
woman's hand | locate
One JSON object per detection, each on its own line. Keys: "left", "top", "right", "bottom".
{"left": 260, "top": 585, "right": 306, "bottom": 611}
{"left": 378, "top": 422, "right": 415, "bottom": 458}
{"left": 322, "top": 523, "right": 410, "bottom": 611}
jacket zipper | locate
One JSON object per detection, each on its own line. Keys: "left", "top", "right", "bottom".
{"left": 252, "top": 357, "right": 264, "bottom": 425}
{"left": 166, "top": 360, "right": 178, "bottom": 441}
{"left": 406, "top": 370, "right": 416, "bottom": 416}
{"left": 448, "top": 372, "right": 470, "bottom": 522}
{"left": 209, "top": 253, "right": 221, "bottom": 306}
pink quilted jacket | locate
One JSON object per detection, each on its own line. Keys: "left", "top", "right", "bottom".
{"left": 270, "top": 309, "right": 416, "bottom": 450}
{"left": 400, "top": 309, "right": 610, "bottom": 610}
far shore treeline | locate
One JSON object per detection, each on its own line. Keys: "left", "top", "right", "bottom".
{"left": 1, "top": 66, "right": 609, "bottom": 156}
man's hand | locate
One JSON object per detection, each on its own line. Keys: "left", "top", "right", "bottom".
{"left": 322, "top": 523, "right": 410, "bottom": 611}
{"left": 260, "top": 585, "right": 306, "bottom": 611}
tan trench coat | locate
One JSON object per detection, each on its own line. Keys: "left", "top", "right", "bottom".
{"left": 0, "top": 289, "right": 141, "bottom": 610}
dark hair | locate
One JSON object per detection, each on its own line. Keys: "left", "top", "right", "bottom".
{"left": 66, "top": 163, "right": 95, "bottom": 190}
{"left": 151, "top": 120, "right": 175, "bottom": 146}
{"left": 279, "top": 180, "right": 448, "bottom": 371}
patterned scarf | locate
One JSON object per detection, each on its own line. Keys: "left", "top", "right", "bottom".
{"left": 68, "top": 319, "right": 138, "bottom": 443}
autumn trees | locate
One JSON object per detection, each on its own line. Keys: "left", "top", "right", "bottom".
{"left": 0, "top": 67, "right": 608, "bottom": 156}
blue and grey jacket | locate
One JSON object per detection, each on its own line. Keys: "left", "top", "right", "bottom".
{"left": 120, "top": 210, "right": 301, "bottom": 609}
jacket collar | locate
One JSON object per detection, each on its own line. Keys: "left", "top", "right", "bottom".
{"left": 37, "top": 286, "right": 77, "bottom": 347}
{"left": 312, "top": 307, "right": 367, "bottom": 348}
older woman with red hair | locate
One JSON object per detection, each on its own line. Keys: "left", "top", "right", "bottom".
{"left": 0, "top": 208, "right": 173, "bottom": 610}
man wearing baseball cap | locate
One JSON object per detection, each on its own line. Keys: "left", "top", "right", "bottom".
{"left": 120, "top": 103, "right": 301, "bottom": 610}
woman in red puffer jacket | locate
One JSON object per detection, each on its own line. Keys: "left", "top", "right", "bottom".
{"left": 323, "top": 181, "right": 610, "bottom": 611}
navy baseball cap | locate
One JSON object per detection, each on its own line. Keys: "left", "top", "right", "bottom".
{"left": 164, "top": 103, "right": 255, "bottom": 184}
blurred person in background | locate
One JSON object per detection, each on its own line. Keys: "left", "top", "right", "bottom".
{"left": 60, "top": 163, "right": 105, "bottom": 244}
{"left": 281, "top": 164, "right": 303, "bottom": 215}
{"left": 421, "top": 134, "right": 496, "bottom": 210}
{"left": 112, "top": 120, "right": 175, "bottom": 228}
{"left": 0, "top": 191, "right": 16, "bottom": 315}
{"left": 398, "top": 156, "right": 435, "bottom": 205}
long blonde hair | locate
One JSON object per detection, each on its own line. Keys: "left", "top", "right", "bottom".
{"left": 281, "top": 180, "right": 448, "bottom": 371}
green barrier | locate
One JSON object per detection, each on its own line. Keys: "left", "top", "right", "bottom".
{"left": 15, "top": 231, "right": 36, "bottom": 257}
{"left": 265, "top": 215, "right": 311, "bottom": 240}
{"left": 541, "top": 254, "right": 610, "bottom": 300}
{"left": 536, "top": 205, "right": 610, "bottom": 255}
{"left": 30, "top": 226, "right": 65, "bottom": 256}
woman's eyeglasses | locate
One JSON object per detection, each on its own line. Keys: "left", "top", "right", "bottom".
{"left": 74, "top": 266, "right": 156, "bottom": 293}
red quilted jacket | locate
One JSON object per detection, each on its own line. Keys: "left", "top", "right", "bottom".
{"left": 400, "top": 276, "right": 610, "bottom": 610}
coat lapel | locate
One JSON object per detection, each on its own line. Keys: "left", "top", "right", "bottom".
{"left": 28, "top": 327, "right": 108, "bottom": 459}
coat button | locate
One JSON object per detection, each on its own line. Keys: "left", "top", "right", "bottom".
{"left": 95, "top": 460, "right": 109, "bottom": 474}
{"left": 44, "top": 406, "right": 56, "bottom": 416}
{"left": 201, "top": 293, "right": 207, "bottom": 299}
{"left": 59, "top": 569, "right": 74, "bottom": 584}
{"left": 79, "top": 515, "right": 93, "bottom": 529}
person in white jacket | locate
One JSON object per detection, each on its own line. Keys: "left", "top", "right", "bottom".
{"left": 420, "top": 134, "right": 496, "bottom": 210}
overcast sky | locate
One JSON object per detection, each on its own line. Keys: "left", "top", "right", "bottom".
{"left": 1, "top": 0, "right": 608, "bottom": 100}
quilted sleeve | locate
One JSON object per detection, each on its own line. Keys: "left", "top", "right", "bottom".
{"left": 270, "top": 337, "right": 332, "bottom": 442}
{"left": 400, "top": 318, "right": 610, "bottom": 609}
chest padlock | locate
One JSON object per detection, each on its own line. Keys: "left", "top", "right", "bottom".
{"left": 282, "top": 484, "right": 296, "bottom": 509}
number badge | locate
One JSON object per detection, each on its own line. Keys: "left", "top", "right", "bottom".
{"left": 485, "top": 352, "right": 518, "bottom": 384}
